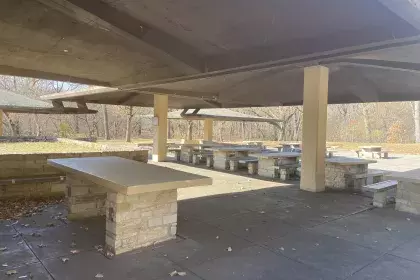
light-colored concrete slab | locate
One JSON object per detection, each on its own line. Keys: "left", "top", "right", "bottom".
{"left": 48, "top": 156, "right": 212, "bottom": 195}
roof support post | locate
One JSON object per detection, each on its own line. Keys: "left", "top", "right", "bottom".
{"left": 203, "top": 119, "right": 213, "bottom": 141}
{"left": 152, "top": 94, "right": 168, "bottom": 162}
{"left": 300, "top": 66, "right": 329, "bottom": 192}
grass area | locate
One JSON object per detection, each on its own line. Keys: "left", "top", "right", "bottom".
{"left": 5, "top": 139, "right": 420, "bottom": 155}
{"left": 0, "top": 142, "right": 101, "bottom": 154}
{"left": 327, "top": 142, "right": 420, "bottom": 155}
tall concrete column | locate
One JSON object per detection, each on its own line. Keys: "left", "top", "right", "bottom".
{"left": 203, "top": 119, "right": 213, "bottom": 141}
{"left": 152, "top": 95, "right": 168, "bottom": 162}
{"left": 300, "top": 66, "right": 329, "bottom": 192}
{"left": 0, "top": 110, "right": 3, "bottom": 136}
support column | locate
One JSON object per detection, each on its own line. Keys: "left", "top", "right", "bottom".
{"left": 300, "top": 66, "right": 329, "bottom": 192}
{"left": 0, "top": 110, "right": 3, "bottom": 136}
{"left": 203, "top": 119, "right": 213, "bottom": 141}
{"left": 153, "top": 95, "right": 168, "bottom": 162}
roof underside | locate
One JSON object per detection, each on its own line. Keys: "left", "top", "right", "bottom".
{"left": 0, "top": 90, "right": 96, "bottom": 114}
{"left": 166, "top": 109, "right": 282, "bottom": 122}
{"left": 4, "top": 0, "right": 420, "bottom": 107}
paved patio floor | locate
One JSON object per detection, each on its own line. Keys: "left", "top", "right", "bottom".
{"left": 2, "top": 162, "right": 420, "bottom": 279}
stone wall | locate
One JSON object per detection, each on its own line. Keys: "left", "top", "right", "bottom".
{"left": 0, "top": 150, "right": 149, "bottom": 199}
{"left": 396, "top": 181, "right": 420, "bottom": 215}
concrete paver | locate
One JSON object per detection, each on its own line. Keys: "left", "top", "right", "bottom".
{"left": 1, "top": 158, "right": 420, "bottom": 279}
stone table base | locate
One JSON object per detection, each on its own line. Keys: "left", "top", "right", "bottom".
{"left": 66, "top": 175, "right": 107, "bottom": 220}
{"left": 106, "top": 189, "right": 177, "bottom": 254}
{"left": 325, "top": 163, "right": 367, "bottom": 190}
{"left": 396, "top": 181, "right": 420, "bottom": 215}
{"left": 66, "top": 174, "right": 177, "bottom": 255}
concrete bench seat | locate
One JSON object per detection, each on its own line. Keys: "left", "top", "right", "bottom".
{"left": 168, "top": 148, "right": 181, "bottom": 161}
{"left": 227, "top": 156, "right": 258, "bottom": 172}
{"left": 192, "top": 150, "right": 213, "bottom": 165}
{"left": 0, "top": 175, "right": 65, "bottom": 186}
{"left": 363, "top": 180, "right": 398, "bottom": 207}
{"left": 48, "top": 156, "right": 211, "bottom": 255}
{"left": 274, "top": 163, "right": 300, "bottom": 180}
{"left": 237, "top": 156, "right": 259, "bottom": 174}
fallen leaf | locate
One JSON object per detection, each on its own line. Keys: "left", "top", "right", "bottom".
{"left": 0, "top": 247, "right": 7, "bottom": 252}
{"left": 169, "top": 271, "right": 178, "bottom": 277}
{"left": 385, "top": 227, "right": 392, "bottom": 231}
{"left": 177, "top": 272, "right": 187, "bottom": 276}
{"left": 227, "top": 247, "right": 232, "bottom": 252}
{"left": 37, "top": 244, "right": 46, "bottom": 248}
{"left": 18, "top": 275, "right": 28, "bottom": 279}
{"left": 2, "top": 263, "right": 8, "bottom": 267}
{"left": 95, "top": 273, "right": 104, "bottom": 278}
{"left": 61, "top": 258, "right": 69, "bottom": 263}
{"left": 5, "top": 270, "right": 17, "bottom": 276}
{"left": 70, "top": 250, "right": 80, "bottom": 254}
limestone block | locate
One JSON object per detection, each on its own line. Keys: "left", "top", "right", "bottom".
{"left": 206, "top": 156, "right": 214, "bottom": 168}
{"left": 248, "top": 162, "right": 258, "bottom": 175}
{"left": 105, "top": 189, "right": 177, "bottom": 254}
{"left": 229, "top": 160, "right": 239, "bottom": 171}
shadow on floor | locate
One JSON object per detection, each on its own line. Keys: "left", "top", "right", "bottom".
{"left": 2, "top": 172, "right": 420, "bottom": 279}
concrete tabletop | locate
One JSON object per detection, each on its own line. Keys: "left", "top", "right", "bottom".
{"left": 207, "top": 146, "right": 261, "bottom": 152}
{"left": 359, "top": 146, "right": 382, "bottom": 149}
{"left": 255, "top": 152, "right": 301, "bottom": 159}
{"left": 48, "top": 156, "right": 212, "bottom": 195}
{"left": 326, "top": 157, "right": 376, "bottom": 166}
{"left": 386, "top": 168, "right": 420, "bottom": 184}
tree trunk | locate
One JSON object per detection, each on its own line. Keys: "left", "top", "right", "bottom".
{"left": 361, "top": 104, "right": 372, "bottom": 142}
{"left": 187, "top": 121, "right": 193, "bottom": 140}
{"left": 125, "top": 106, "right": 133, "bottom": 142}
{"left": 102, "top": 105, "right": 110, "bottom": 140}
{"left": 34, "top": 114, "right": 41, "bottom": 136}
{"left": 415, "top": 101, "right": 420, "bottom": 143}
{"left": 3, "top": 113, "right": 15, "bottom": 136}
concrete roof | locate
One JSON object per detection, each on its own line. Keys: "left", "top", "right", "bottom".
{"left": 0, "top": 89, "right": 96, "bottom": 114}
{"left": 5, "top": 1, "right": 420, "bottom": 107}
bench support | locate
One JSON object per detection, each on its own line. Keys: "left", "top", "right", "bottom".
{"left": 229, "top": 159, "right": 239, "bottom": 171}
{"left": 206, "top": 155, "right": 214, "bottom": 168}
{"left": 106, "top": 189, "right": 177, "bottom": 255}
{"left": 248, "top": 162, "right": 258, "bottom": 175}
{"left": 373, "top": 191, "right": 389, "bottom": 208}
{"left": 66, "top": 175, "right": 107, "bottom": 220}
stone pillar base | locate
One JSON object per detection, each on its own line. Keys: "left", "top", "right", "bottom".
{"left": 248, "top": 162, "right": 258, "bottom": 175}
{"left": 229, "top": 160, "right": 239, "bottom": 171}
{"left": 213, "top": 153, "right": 229, "bottom": 170}
{"left": 105, "top": 189, "right": 177, "bottom": 255}
{"left": 180, "top": 148, "right": 193, "bottom": 163}
{"left": 206, "top": 156, "right": 214, "bottom": 168}
{"left": 258, "top": 158, "right": 276, "bottom": 178}
{"left": 192, "top": 154, "right": 200, "bottom": 165}
{"left": 66, "top": 175, "right": 107, "bottom": 220}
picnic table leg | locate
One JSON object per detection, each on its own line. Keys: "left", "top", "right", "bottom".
{"left": 213, "top": 151, "right": 229, "bottom": 170}
{"left": 180, "top": 147, "right": 193, "bottom": 163}
{"left": 258, "top": 158, "right": 276, "bottom": 178}
{"left": 105, "top": 189, "right": 177, "bottom": 255}
{"left": 66, "top": 174, "right": 107, "bottom": 220}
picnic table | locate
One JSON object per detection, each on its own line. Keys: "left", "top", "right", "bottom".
{"left": 206, "top": 146, "right": 262, "bottom": 170}
{"left": 357, "top": 146, "right": 390, "bottom": 159}
{"left": 278, "top": 143, "right": 301, "bottom": 152}
{"left": 386, "top": 169, "right": 420, "bottom": 214}
{"left": 255, "top": 152, "right": 301, "bottom": 179}
{"left": 48, "top": 156, "right": 212, "bottom": 255}
{"left": 179, "top": 142, "right": 223, "bottom": 163}
{"left": 325, "top": 157, "right": 376, "bottom": 190}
